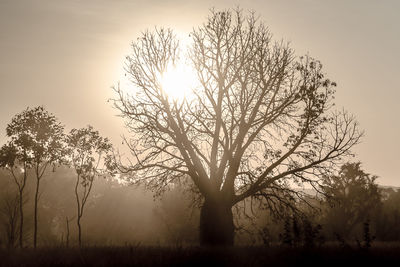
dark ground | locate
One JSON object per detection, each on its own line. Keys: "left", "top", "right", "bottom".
{"left": 1, "top": 245, "right": 400, "bottom": 267}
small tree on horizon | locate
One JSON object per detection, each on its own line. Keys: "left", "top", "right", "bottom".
{"left": 322, "top": 162, "right": 381, "bottom": 240}
{"left": 66, "top": 125, "right": 113, "bottom": 247}
{"left": 112, "top": 9, "right": 362, "bottom": 246}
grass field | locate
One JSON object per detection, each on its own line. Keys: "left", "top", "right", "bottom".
{"left": 1, "top": 245, "right": 400, "bottom": 266}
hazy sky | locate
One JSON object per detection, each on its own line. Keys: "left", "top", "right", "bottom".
{"left": 0, "top": 0, "right": 399, "bottom": 186}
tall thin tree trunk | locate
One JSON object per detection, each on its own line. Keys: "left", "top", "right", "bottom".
{"left": 33, "top": 177, "right": 40, "bottom": 248}
{"left": 66, "top": 217, "right": 70, "bottom": 248}
{"left": 74, "top": 173, "right": 82, "bottom": 247}
{"left": 9, "top": 221, "right": 15, "bottom": 249}
{"left": 77, "top": 215, "right": 82, "bottom": 247}
{"left": 15, "top": 166, "right": 27, "bottom": 249}
{"left": 18, "top": 190, "right": 24, "bottom": 248}
{"left": 5, "top": 196, "right": 18, "bottom": 249}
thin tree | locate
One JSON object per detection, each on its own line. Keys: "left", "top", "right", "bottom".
{"left": 0, "top": 190, "right": 20, "bottom": 248}
{"left": 112, "top": 9, "right": 362, "bottom": 246}
{"left": 5, "top": 106, "right": 65, "bottom": 248}
{"left": 66, "top": 126, "right": 113, "bottom": 247}
{"left": 0, "top": 135, "right": 32, "bottom": 248}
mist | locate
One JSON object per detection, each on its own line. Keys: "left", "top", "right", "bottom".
{"left": 1, "top": 2, "right": 400, "bottom": 266}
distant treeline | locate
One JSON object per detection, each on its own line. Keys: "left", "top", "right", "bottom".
{"left": 0, "top": 163, "right": 399, "bottom": 248}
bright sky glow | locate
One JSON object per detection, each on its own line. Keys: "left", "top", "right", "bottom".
{"left": 160, "top": 62, "right": 198, "bottom": 102}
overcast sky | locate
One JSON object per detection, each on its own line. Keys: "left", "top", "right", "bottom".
{"left": 0, "top": 0, "right": 399, "bottom": 186}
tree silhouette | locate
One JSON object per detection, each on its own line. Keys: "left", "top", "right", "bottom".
{"left": 375, "top": 188, "right": 400, "bottom": 241}
{"left": 0, "top": 125, "right": 37, "bottom": 248}
{"left": 322, "top": 162, "right": 381, "bottom": 240}
{"left": 66, "top": 126, "right": 113, "bottom": 247}
{"left": 113, "top": 9, "right": 362, "bottom": 246}
{"left": 5, "top": 106, "right": 65, "bottom": 248}
{"left": 0, "top": 188, "right": 20, "bottom": 248}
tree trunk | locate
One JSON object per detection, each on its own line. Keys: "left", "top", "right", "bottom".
{"left": 18, "top": 190, "right": 24, "bottom": 248}
{"left": 66, "top": 217, "right": 70, "bottom": 248}
{"left": 33, "top": 177, "right": 40, "bottom": 248}
{"left": 199, "top": 198, "right": 234, "bottom": 246}
{"left": 77, "top": 215, "right": 82, "bottom": 247}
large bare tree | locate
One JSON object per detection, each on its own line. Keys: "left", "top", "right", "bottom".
{"left": 112, "top": 9, "right": 362, "bottom": 246}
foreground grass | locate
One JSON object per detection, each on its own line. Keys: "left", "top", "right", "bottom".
{"left": 1, "top": 245, "right": 400, "bottom": 266}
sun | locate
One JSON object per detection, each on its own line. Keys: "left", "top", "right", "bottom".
{"left": 159, "top": 62, "right": 197, "bottom": 101}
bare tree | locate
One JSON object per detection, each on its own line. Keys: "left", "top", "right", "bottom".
{"left": 112, "top": 9, "right": 362, "bottom": 246}
{"left": 66, "top": 126, "right": 113, "bottom": 247}
{"left": 5, "top": 106, "right": 65, "bottom": 248}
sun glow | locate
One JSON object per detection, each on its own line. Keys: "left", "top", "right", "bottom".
{"left": 159, "top": 62, "right": 197, "bottom": 101}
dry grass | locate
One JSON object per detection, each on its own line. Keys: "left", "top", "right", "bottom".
{"left": 1, "top": 244, "right": 400, "bottom": 266}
